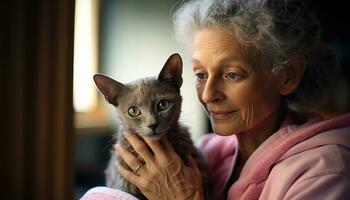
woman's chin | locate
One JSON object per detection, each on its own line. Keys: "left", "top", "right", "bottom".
{"left": 212, "top": 124, "right": 240, "bottom": 136}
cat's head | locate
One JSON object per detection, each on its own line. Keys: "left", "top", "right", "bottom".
{"left": 93, "top": 53, "right": 183, "bottom": 140}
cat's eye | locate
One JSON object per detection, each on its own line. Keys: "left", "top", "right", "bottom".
{"left": 128, "top": 106, "right": 141, "bottom": 117}
{"left": 158, "top": 100, "right": 170, "bottom": 111}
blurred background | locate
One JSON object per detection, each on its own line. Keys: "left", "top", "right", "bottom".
{"left": 1, "top": 0, "right": 349, "bottom": 199}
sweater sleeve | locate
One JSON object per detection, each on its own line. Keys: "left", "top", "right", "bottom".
{"left": 283, "top": 173, "right": 350, "bottom": 200}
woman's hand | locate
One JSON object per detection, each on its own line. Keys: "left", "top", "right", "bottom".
{"left": 115, "top": 132, "right": 204, "bottom": 200}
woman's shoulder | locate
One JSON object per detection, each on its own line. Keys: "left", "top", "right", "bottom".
{"left": 272, "top": 117, "right": 350, "bottom": 181}
{"left": 273, "top": 143, "right": 350, "bottom": 180}
{"left": 261, "top": 124, "right": 350, "bottom": 199}
{"left": 262, "top": 143, "right": 350, "bottom": 199}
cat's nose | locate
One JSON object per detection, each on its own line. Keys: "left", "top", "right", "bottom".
{"left": 148, "top": 123, "right": 158, "bottom": 131}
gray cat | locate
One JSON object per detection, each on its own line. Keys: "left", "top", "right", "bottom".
{"left": 93, "top": 53, "right": 209, "bottom": 200}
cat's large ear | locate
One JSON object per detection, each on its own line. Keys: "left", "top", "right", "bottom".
{"left": 93, "top": 74, "right": 126, "bottom": 106}
{"left": 158, "top": 53, "right": 183, "bottom": 90}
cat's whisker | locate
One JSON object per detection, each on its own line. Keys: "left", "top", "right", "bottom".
{"left": 157, "top": 122, "right": 167, "bottom": 129}
{"left": 134, "top": 128, "right": 143, "bottom": 133}
{"left": 157, "top": 121, "right": 172, "bottom": 133}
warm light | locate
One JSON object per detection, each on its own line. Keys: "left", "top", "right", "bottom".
{"left": 73, "top": 0, "right": 98, "bottom": 113}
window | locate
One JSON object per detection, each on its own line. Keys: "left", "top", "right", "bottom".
{"left": 73, "top": 0, "right": 109, "bottom": 129}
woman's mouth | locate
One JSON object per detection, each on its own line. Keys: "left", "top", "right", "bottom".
{"left": 209, "top": 110, "right": 236, "bottom": 120}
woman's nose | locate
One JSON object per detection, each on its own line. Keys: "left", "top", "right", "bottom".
{"left": 201, "top": 77, "right": 225, "bottom": 103}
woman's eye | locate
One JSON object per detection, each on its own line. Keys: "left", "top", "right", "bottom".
{"left": 225, "top": 72, "right": 239, "bottom": 80}
{"left": 158, "top": 100, "right": 170, "bottom": 111}
{"left": 128, "top": 106, "right": 141, "bottom": 117}
{"left": 194, "top": 72, "right": 206, "bottom": 80}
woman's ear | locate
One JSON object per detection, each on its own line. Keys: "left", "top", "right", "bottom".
{"left": 277, "top": 53, "right": 306, "bottom": 95}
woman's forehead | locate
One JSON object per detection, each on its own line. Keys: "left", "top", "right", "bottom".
{"left": 191, "top": 28, "right": 268, "bottom": 73}
{"left": 191, "top": 28, "right": 251, "bottom": 67}
{"left": 193, "top": 28, "right": 242, "bottom": 51}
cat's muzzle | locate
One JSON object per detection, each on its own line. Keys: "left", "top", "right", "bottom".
{"left": 145, "top": 130, "right": 166, "bottom": 140}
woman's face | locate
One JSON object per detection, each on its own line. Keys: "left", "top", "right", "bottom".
{"left": 192, "top": 28, "right": 282, "bottom": 136}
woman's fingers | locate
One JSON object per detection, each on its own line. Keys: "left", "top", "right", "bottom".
{"left": 117, "top": 134, "right": 204, "bottom": 200}
{"left": 116, "top": 164, "right": 141, "bottom": 187}
{"left": 123, "top": 132, "right": 154, "bottom": 163}
{"left": 161, "top": 136, "right": 177, "bottom": 155}
{"left": 124, "top": 132, "right": 178, "bottom": 166}
{"left": 143, "top": 136, "right": 180, "bottom": 163}
{"left": 115, "top": 144, "right": 146, "bottom": 175}
{"left": 142, "top": 136, "right": 167, "bottom": 157}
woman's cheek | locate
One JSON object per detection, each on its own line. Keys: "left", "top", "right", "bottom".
{"left": 195, "top": 81, "right": 205, "bottom": 104}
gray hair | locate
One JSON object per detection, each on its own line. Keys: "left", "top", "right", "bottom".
{"left": 173, "top": 0, "right": 348, "bottom": 114}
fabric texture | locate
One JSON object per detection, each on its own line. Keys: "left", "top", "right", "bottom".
{"left": 198, "top": 113, "right": 350, "bottom": 200}
{"left": 80, "top": 187, "right": 138, "bottom": 200}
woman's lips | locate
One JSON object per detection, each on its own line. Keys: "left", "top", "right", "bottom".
{"left": 209, "top": 110, "right": 236, "bottom": 120}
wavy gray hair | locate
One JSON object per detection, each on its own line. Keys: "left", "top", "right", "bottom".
{"left": 173, "top": 0, "right": 347, "bottom": 114}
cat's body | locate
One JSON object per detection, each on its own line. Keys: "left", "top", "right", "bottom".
{"left": 94, "top": 54, "right": 209, "bottom": 200}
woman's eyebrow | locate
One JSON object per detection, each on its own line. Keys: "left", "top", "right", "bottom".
{"left": 191, "top": 58, "right": 201, "bottom": 64}
{"left": 191, "top": 59, "right": 204, "bottom": 70}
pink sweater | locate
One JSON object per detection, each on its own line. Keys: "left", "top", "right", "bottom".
{"left": 81, "top": 113, "right": 350, "bottom": 200}
{"left": 198, "top": 113, "right": 350, "bottom": 200}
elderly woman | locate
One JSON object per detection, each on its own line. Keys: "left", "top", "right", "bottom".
{"left": 81, "top": 0, "right": 350, "bottom": 199}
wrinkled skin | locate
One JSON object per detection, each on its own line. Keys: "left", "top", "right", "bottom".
{"left": 116, "top": 132, "right": 204, "bottom": 200}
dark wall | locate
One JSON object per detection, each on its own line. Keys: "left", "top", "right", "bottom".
{"left": 309, "top": 1, "right": 350, "bottom": 69}
{"left": 1, "top": 0, "right": 75, "bottom": 199}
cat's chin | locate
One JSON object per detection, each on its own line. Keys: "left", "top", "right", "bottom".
{"left": 145, "top": 132, "right": 166, "bottom": 141}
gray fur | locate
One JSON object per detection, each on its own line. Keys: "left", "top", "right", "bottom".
{"left": 94, "top": 54, "right": 209, "bottom": 200}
